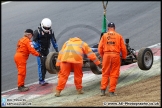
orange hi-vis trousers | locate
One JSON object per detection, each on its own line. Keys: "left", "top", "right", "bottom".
{"left": 100, "top": 52, "right": 120, "bottom": 92}
{"left": 56, "top": 62, "right": 83, "bottom": 91}
{"left": 14, "top": 52, "right": 28, "bottom": 87}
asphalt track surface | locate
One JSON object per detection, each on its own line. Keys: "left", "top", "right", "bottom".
{"left": 1, "top": 1, "right": 160, "bottom": 93}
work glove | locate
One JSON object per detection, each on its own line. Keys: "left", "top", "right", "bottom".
{"left": 56, "top": 66, "right": 60, "bottom": 71}
{"left": 121, "top": 58, "right": 126, "bottom": 64}
{"left": 39, "top": 52, "right": 44, "bottom": 57}
{"left": 122, "top": 59, "right": 126, "bottom": 61}
{"left": 97, "top": 63, "right": 102, "bottom": 72}
{"left": 98, "top": 63, "right": 102, "bottom": 69}
{"left": 55, "top": 48, "right": 59, "bottom": 52}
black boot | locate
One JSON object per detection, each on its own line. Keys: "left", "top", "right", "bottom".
{"left": 100, "top": 89, "right": 106, "bottom": 96}
{"left": 18, "top": 85, "right": 29, "bottom": 92}
{"left": 109, "top": 92, "right": 117, "bottom": 97}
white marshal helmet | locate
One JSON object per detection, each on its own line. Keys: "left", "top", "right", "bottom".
{"left": 41, "top": 18, "right": 52, "bottom": 33}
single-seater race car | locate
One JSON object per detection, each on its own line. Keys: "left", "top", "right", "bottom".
{"left": 45, "top": 38, "right": 154, "bottom": 75}
{"left": 44, "top": 1, "right": 153, "bottom": 75}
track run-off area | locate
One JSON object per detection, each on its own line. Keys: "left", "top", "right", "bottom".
{"left": 1, "top": 43, "right": 161, "bottom": 107}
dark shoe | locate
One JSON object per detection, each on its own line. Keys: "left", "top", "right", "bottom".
{"left": 100, "top": 89, "right": 106, "bottom": 96}
{"left": 18, "top": 85, "right": 29, "bottom": 92}
{"left": 109, "top": 92, "right": 117, "bottom": 97}
{"left": 39, "top": 80, "right": 48, "bottom": 86}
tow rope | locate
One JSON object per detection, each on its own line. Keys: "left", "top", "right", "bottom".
{"left": 102, "top": 1, "right": 108, "bottom": 11}
{"left": 102, "top": 1, "right": 108, "bottom": 33}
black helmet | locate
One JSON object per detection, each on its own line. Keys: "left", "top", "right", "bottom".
{"left": 108, "top": 22, "right": 115, "bottom": 28}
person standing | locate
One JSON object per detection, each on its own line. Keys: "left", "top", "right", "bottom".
{"left": 98, "top": 22, "right": 127, "bottom": 96}
{"left": 14, "top": 29, "right": 41, "bottom": 92}
{"left": 32, "top": 18, "right": 59, "bottom": 86}
{"left": 54, "top": 37, "right": 102, "bottom": 97}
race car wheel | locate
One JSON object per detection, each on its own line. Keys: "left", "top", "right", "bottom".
{"left": 90, "top": 52, "right": 102, "bottom": 75}
{"left": 45, "top": 52, "right": 59, "bottom": 74}
{"left": 137, "top": 47, "right": 153, "bottom": 70}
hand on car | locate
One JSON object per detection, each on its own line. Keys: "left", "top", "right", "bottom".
{"left": 56, "top": 66, "right": 60, "bottom": 71}
{"left": 98, "top": 63, "right": 102, "bottom": 69}
{"left": 39, "top": 53, "right": 44, "bottom": 57}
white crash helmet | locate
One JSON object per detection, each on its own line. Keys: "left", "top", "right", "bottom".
{"left": 41, "top": 18, "right": 52, "bottom": 33}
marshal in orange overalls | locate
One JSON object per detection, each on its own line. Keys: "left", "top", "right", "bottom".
{"left": 14, "top": 35, "right": 40, "bottom": 88}
{"left": 98, "top": 24, "right": 127, "bottom": 94}
{"left": 55, "top": 37, "right": 101, "bottom": 96}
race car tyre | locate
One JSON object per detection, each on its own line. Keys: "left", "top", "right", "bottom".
{"left": 137, "top": 47, "right": 153, "bottom": 70}
{"left": 45, "top": 52, "right": 59, "bottom": 74}
{"left": 90, "top": 52, "right": 102, "bottom": 75}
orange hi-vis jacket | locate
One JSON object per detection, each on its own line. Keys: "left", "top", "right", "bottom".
{"left": 56, "top": 37, "right": 100, "bottom": 66}
{"left": 98, "top": 29, "right": 127, "bottom": 59}
{"left": 16, "top": 36, "right": 40, "bottom": 58}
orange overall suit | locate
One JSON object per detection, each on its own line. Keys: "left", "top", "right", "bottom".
{"left": 55, "top": 37, "right": 101, "bottom": 96}
{"left": 98, "top": 27, "right": 127, "bottom": 94}
{"left": 14, "top": 36, "right": 40, "bottom": 88}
